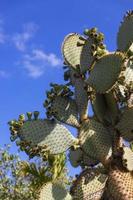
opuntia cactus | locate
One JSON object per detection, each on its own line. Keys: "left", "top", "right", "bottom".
{"left": 9, "top": 10, "right": 133, "bottom": 199}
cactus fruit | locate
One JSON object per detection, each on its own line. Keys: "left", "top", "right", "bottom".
{"left": 8, "top": 10, "right": 133, "bottom": 200}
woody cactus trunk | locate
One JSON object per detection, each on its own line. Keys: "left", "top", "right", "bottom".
{"left": 9, "top": 11, "right": 133, "bottom": 200}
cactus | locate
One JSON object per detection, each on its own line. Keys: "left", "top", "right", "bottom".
{"left": 9, "top": 10, "right": 133, "bottom": 199}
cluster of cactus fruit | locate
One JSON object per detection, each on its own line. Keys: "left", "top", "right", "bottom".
{"left": 9, "top": 11, "right": 133, "bottom": 199}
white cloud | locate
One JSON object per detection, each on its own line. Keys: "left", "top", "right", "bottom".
{"left": 12, "top": 22, "right": 38, "bottom": 51}
{"left": 0, "top": 70, "right": 9, "bottom": 78}
{"left": 23, "top": 61, "right": 44, "bottom": 78}
{"left": 28, "top": 49, "right": 62, "bottom": 66}
{"left": 21, "top": 49, "right": 62, "bottom": 78}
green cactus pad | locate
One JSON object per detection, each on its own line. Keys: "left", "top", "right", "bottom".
{"left": 69, "top": 148, "right": 98, "bottom": 168}
{"left": 39, "top": 182, "right": 72, "bottom": 200}
{"left": 115, "top": 107, "right": 133, "bottom": 141}
{"left": 74, "top": 77, "right": 88, "bottom": 121}
{"left": 68, "top": 148, "right": 83, "bottom": 168}
{"left": 86, "top": 53, "right": 125, "bottom": 93}
{"left": 92, "top": 93, "right": 108, "bottom": 123}
{"left": 79, "top": 119, "right": 112, "bottom": 164}
{"left": 92, "top": 92, "right": 119, "bottom": 125}
{"left": 117, "top": 11, "right": 133, "bottom": 52}
{"left": 63, "top": 67, "right": 76, "bottom": 86}
{"left": 80, "top": 38, "right": 95, "bottom": 73}
{"left": 47, "top": 96, "right": 80, "bottom": 128}
{"left": 80, "top": 30, "right": 107, "bottom": 74}
{"left": 122, "top": 147, "right": 133, "bottom": 172}
{"left": 82, "top": 154, "right": 98, "bottom": 167}
{"left": 104, "top": 91, "right": 119, "bottom": 124}
{"left": 62, "top": 33, "right": 84, "bottom": 69}
{"left": 105, "top": 168, "right": 133, "bottom": 200}
{"left": 9, "top": 116, "right": 78, "bottom": 155}
{"left": 70, "top": 169, "right": 107, "bottom": 200}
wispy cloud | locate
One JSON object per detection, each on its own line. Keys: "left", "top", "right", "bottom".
{"left": 0, "top": 70, "right": 9, "bottom": 78}
{"left": 12, "top": 22, "right": 38, "bottom": 51}
{"left": 23, "top": 61, "right": 44, "bottom": 78}
{"left": 21, "top": 49, "right": 62, "bottom": 78}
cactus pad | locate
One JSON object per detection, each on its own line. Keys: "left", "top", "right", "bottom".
{"left": 39, "top": 182, "right": 72, "bottom": 200}
{"left": 68, "top": 148, "right": 83, "bottom": 168}
{"left": 92, "top": 92, "right": 118, "bottom": 125}
{"left": 92, "top": 93, "right": 107, "bottom": 123}
{"left": 122, "top": 147, "right": 133, "bottom": 171}
{"left": 62, "top": 33, "right": 84, "bottom": 69}
{"left": 74, "top": 77, "right": 88, "bottom": 121}
{"left": 9, "top": 115, "right": 78, "bottom": 155}
{"left": 86, "top": 53, "right": 125, "bottom": 93}
{"left": 115, "top": 107, "right": 133, "bottom": 141}
{"left": 82, "top": 154, "right": 99, "bottom": 167}
{"left": 80, "top": 28, "right": 107, "bottom": 74}
{"left": 105, "top": 168, "right": 133, "bottom": 200}
{"left": 46, "top": 96, "right": 80, "bottom": 128}
{"left": 117, "top": 11, "right": 133, "bottom": 52}
{"left": 80, "top": 38, "right": 95, "bottom": 73}
{"left": 124, "top": 59, "right": 133, "bottom": 85}
{"left": 70, "top": 169, "right": 107, "bottom": 200}
{"left": 79, "top": 119, "right": 112, "bottom": 164}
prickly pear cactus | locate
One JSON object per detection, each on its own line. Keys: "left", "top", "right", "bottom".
{"left": 8, "top": 10, "right": 133, "bottom": 200}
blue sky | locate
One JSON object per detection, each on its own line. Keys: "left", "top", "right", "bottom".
{"left": 0, "top": 0, "right": 132, "bottom": 175}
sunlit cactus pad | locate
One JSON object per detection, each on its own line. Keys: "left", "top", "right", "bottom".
{"left": 70, "top": 169, "right": 107, "bottom": 200}
{"left": 19, "top": 119, "right": 78, "bottom": 154}
{"left": 117, "top": 11, "right": 133, "bottom": 51}
{"left": 62, "top": 33, "right": 84, "bottom": 69}
{"left": 39, "top": 182, "right": 72, "bottom": 200}
{"left": 124, "top": 58, "right": 133, "bottom": 84}
{"left": 86, "top": 53, "right": 125, "bottom": 93}
{"left": 79, "top": 119, "right": 112, "bottom": 164}
{"left": 47, "top": 96, "right": 80, "bottom": 128}
{"left": 9, "top": 114, "right": 78, "bottom": 155}
{"left": 105, "top": 168, "right": 133, "bottom": 200}
{"left": 115, "top": 107, "right": 133, "bottom": 141}
{"left": 122, "top": 147, "right": 133, "bottom": 171}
